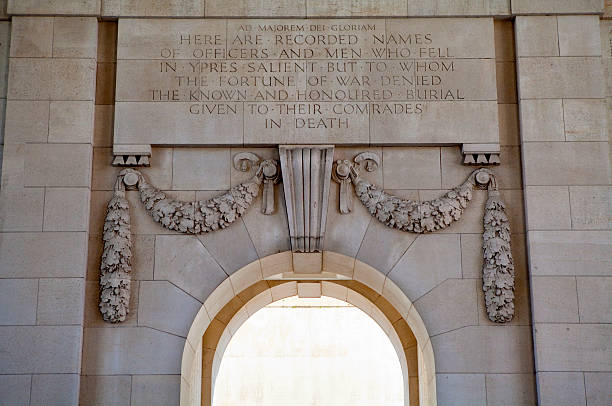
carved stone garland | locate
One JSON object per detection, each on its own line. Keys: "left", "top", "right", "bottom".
{"left": 99, "top": 159, "right": 279, "bottom": 323}
{"left": 334, "top": 156, "right": 515, "bottom": 323}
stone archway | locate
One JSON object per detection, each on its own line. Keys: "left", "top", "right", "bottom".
{"left": 179, "top": 251, "right": 437, "bottom": 406}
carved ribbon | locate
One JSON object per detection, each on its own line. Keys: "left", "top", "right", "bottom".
{"left": 99, "top": 159, "right": 279, "bottom": 323}
{"left": 336, "top": 161, "right": 515, "bottom": 323}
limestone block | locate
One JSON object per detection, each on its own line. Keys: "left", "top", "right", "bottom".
{"left": 519, "top": 99, "right": 564, "bottom": 142}
{"left": 525, "top": 186, "right": 571, "bottom": 230}
{"left": 0, "top": 375, "right": 31, "bottom": 406}
{"left": 537, "top": 372, "right": 586, "bottom": 406}
{"left": 97, "top": 21, "right": 117, "bottom": 63}
{"left": 43, "top": 187, "right": 90, "bottom": 231}
{"left": 563, "top": 99, "right": 607, "bottom": 141}
{"left": 172, "top": 148, "right": 230, "bottom": 190}
{"left": 407, "top": 0, "right": 509, "bottom": 16}
{"left": 383, "top": 147, "right": 441, "bottom": 189}
{"left": 529, "top": 230, "right": 612, "bottom": 276}
{"left": 96, "top": 62, "right": 116, "bottom": 106}
{"left": 356, "top": 208, "right": 418, "bottom": 274}
{"left": 0, "top": 325, "right": 82, "bottom": 373}
{"left": 197, "top": 220, "right": 258, "bottom": 273}
{"left": 205, "top": 0, "right": 306, "bottom": 17}
{"left": 0, "top": 232, "right": 87, "bottom": 278}
{"left": 577, "top": 277, "right": 612, "bottom": 323}
{"left": 30, "top": 374, "right": 79, "bottom": 406}
{"left": 512, "top": 0, "right": 603, "bottom": 14}
{"left": 436, "top": 374, "right": 486, "bottom": 406}
{"left": 131, "top": 375, "right": 180, "bottom": 406}
{"left": 569, "top": 186, "right": 611, "bottom": 229}
{"left": 460, "top": 234, "right": 483, "bottom": 278}
{"left": 321, "top": 281, "right": 348, "bottom": 301}
{"left": 8, "top": 58, "right": 52, "bottom": 100}
{"left": 535, "top": 323, "right": 612, "bottom": 371}
{"left": 308, "top": 0, "right": 406, "bottom": 16}
{"left": 82, "top": 327, "right": 184, "bottom": 375}
{"left": 203, "top": 278, "right": 233, "bottom": 323}
{"left": 432, "top": 326, "right": 533, "bottom": 373}
{"left": 229, "top": 261, "right": 262, "bottom": 295}
{"left": 353, "top": 261, "right": 385, "bottom": 293}
{"left": 94, "top": 105, "right": 113, "bottom": 147}
{"left": 498, "top": 104, "right": 519, "bottom": 146}
{"left": 53, "top": 17, "right": 98, "bottom": 58}
{"left": 48, "top": 101, "right": 94, "bottom": 143}
{"left": 103, "top": 0, "right": 203, "bottom": 17}
{"left": 270, "top": 281, "right": 297, "bottom": 301}
{"left": 585, "top": 372, "right": 612, "bottom": 406}
{"left": 154, "top": 235, "right": 227, "bottom": 302}
{"left": 79, "top": 375, "right": 131, "bottom": 406}
{"left": 523, "top": 142, "right": 611, "bottom": 186}
{"left": 557, "top": 16, "right": 601, "bottom": 57}
{"left": 4, "top": 101, "right": 50, "bottom": 144}
{"left": 0, "top": 144, "right": 24, "bottom": 188}
{"left": 388, "top": 234, "right": 461, "bottom": 301}
{"left": 413, "top": 279, "right": 478, "bottom": 336}
{"left": 518, "top": 57, "right": 604, "bottom": 99}
{"left": 8, "top": 0, "right": 101, "bottom": 14}
{"left": 496, "top": 61, "right": 517, "bottom": 103}
{"left": 10, "top": 17, "right": 53, "bottom": 58}
{"left": 0, "top": 279, "right": 38, "bottom": 325}
{"left": 138, "top": 281, "right": 202, "bottom": 337}
{"left": 531, "top": 276, "right": 579, "bottom": 323}
{"left": 37, "top": 278, "right": 85, "bottom": 325}
{"left": 260, "top": 251, "right": 293, "bottom": 278}
{"left": 515, "top": 16, "right": 558, "bottom": 57}
{"left": 485, "top": 373, "right": 536, "bottom": 405}
{"left": 0, "top": 187, "right": 44, "bottom": 231}
{"left": 51, "top": 58, "right": 97, "bottom": 101}
{"left": 24, "top": 144, "right": 92, "bottom": 187}
{"left": 494, "top": 20, "right": 515, "bottom": 62}
{"left": 0, "top": 22, "right": 8, "bottom": 97}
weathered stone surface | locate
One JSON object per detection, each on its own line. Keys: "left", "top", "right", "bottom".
{"left": 523, "top": 142, "right": 610, "bottom": 186}
{"left": 383, "top": 147, "right": 440, "bottom": 189}
{"left": 0, "top": 232, "right": 87, "bottom": 278}
{"left": 485, "top": 373, "right": 537, "bottom": 406}
{"left": 569, "top": 186, "right": 611, "bottom": 230}
{"left": 138, "top": 281, "right": 202, "bottom": 337}
{"left": 536, "top": 324, "right": 612, "bottom": 371}
{"left": 131, "top": 375, "right": 180, "bottom": 406}
{"left": 498, "top": 103, "right": 519, "bottom": 146}
{"left": 0, "top": 187, "right": 44, "bottom": 231}
{"left": 0, "top": 375, "right": 31, "bottom": 406}
{"left": 205, "top": 0, "right": 305, "bottom": 16}
{"left": 388, "top": 234, "right": 461, "bottom": 301}
{"left": 37, "top": 278, "right": 85, "bottom": 325}
{"left": 308, "top": 0, "right": 406, "bottom": 16}
{"left": 154, "top": 235, "right": 228, "bottom": 302}
{"left": 408, "top": 0, "right": 509, "bottom": 16}
{"left": 577, "top": 277, "right": 612, "bottom": 323}
{"left": 436, "top": 374, "right": 486, "bottom": 406}
{"left": 0, "top": 279, "right": 38, "bottom": 325}
{"left": 557, "top": 16, "right": 601, "bottom": 57}
{"left": 525, "top": 186, "right": 571, "bottom": 230}
{"left": 4, "top": 101, "right": 50, "bottom": 144}
{"left": 585, "top": 372, "right": 612, "bottom": 406}
{"left": 537, "top": 372, "right": 586, "bottom": 406}
{"left": 512, "top": 0, "right": 603, "bottom": 14}
{"left": 79, "top": 375, "right": 132, "bottom": 406}
{"left": 432, "top": 326, "right": 534, "bottom": 373}
{"left": 43, "top": 187, "right": 90, "bottom": 231}
{"left": 103, "top": 0, "right": 203, "bottom": 17}
{"left": 528, "top": 231, "right": 612, "bottom": 276}
{"left": 30, "top": 374, "right": 79, "bottom": 406}
{"left": 172, "top": 148, "right": 230, "bottom": 190}
{"left": 94, "top": 105, "right": 113, "bottom": 147}
{"left": 515, "top": 16, "right": 558, "bottom": 57}
{"left": 531, "top": 276, "right": 579, "bottom": 323}
{"left": 563, "top": 99, "right": 607, "bottom": 141}
{"left": 24, "top": 144, "right": 91, "bottom": 187}
{"left": 48, "top": 101, "right": 94, "bottom": 143}
{"left": 10, "top": 17, "right": 54, "bottom": 58}
{"left": 519, "top": 99, "right": 564, "bottom": 142}
{"left": 197, "top": 220, "right": 259, "bottom": 273}
{"left": 518, "top": 57, "right": 604, "bottom": 99}
{"left": 413, "top": 279, "right": 478, "bottom": 336}
{"left": 0, "top": 326, "right": 82, "bottom": 373}
{"left": 8, "top": 0, "right": 101, "bottom": 14}
{"left": 53, "top": 17, "right": 98, "bottom": 58}
{"left": 82, "top": 327, "right": 184, "bottom": 375}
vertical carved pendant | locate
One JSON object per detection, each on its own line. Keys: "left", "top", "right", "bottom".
{"left": 280, "top": 146, "right": 334, "bottom": 253}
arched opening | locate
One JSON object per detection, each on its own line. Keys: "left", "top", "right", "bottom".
{"left": 180, "top": 252, "right": 436, "bottom": 406}
{"left": 212, "top": 295, "right": 404, "bottom": 406}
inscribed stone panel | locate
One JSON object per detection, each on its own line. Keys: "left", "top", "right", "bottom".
{"left": 114, "top": 18, "right": 499, "bottom": 146}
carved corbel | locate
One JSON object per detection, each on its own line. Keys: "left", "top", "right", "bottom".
{"left": 112, "top": 145, "right": 152, "bottom": 167}
{"left": 462, "top": 143, "right": 501, "bottom": 165}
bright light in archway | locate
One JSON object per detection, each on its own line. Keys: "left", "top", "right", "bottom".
{"left": 213, "top": 296, "right": 404, "bottom": 406}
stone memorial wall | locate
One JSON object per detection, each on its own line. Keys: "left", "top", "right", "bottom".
{"left": 114, "top": 18, "right": 499, "bottom": 145}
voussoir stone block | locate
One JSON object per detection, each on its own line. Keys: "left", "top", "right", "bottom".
{"left": 0, "top": 279, "right": 38, "bottom": 325}
{"left": 0, "top": 232, "right": 87, "bottom": 278}
{"left": 197, "top": 219, "right": 259, "bottom": 274}
{"left": 0, "top": 325, "right": 82, "bottom": 373}
{"left": 138, "top": 281, "right": 202, "bottom": 337}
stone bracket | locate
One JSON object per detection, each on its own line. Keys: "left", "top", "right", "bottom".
{"left": 461, "top": 143, "right": 500, "bottom": 165}
{"left": 112, "top": 144, "right": 152, "bottom": 167}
